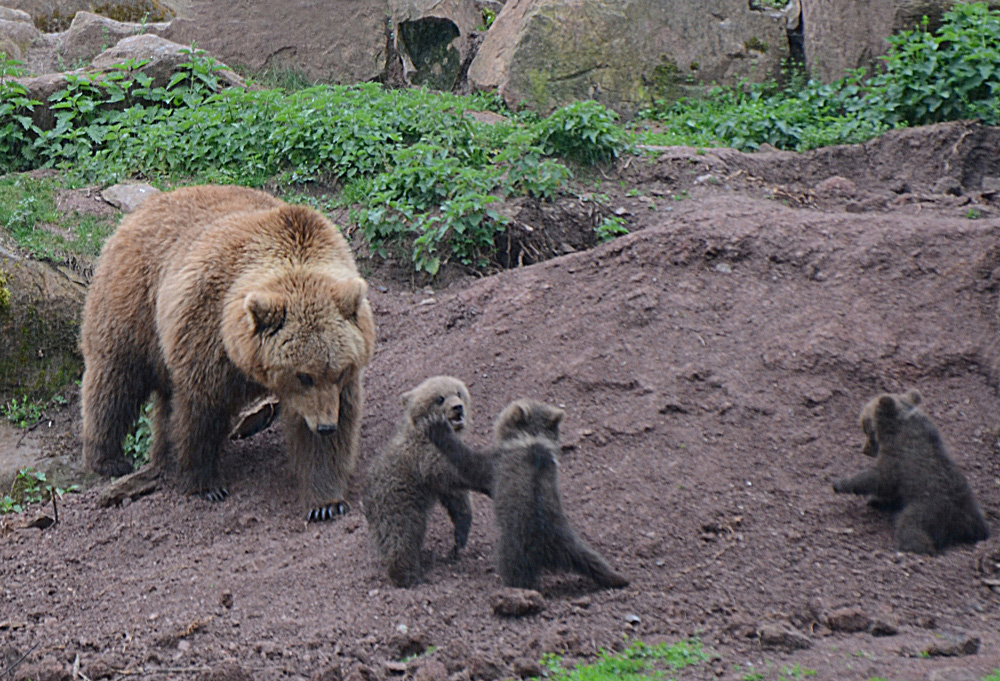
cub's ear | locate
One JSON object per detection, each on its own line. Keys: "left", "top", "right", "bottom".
{"left": 875, "top": 395, "right": 898, "bottom": 420}
{"left": 335, "top": 277, "right": 368, "bottom": 319}
{"left": 401, "top": 387, "right": 416, "bottom": 409}
{"left": 901, "top": 389, "right": 922, "bottom": 406}
{"left": 547, "top": 405, "right": 566, "bottom": 428}
{"left": 244, "top": 292, "right": 287, "bottom": 335}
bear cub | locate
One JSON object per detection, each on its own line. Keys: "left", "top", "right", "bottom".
{"left": 427, "top": 399, "right": 629, "bottom": 591}
{"left": 833, "top": 389, "right": 989, "bottom": 554}
{"left": 363, "top": 376, "right": 486, "bottom": 587}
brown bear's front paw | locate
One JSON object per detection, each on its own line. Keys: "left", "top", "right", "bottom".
{"left": 200, "top": 487, "right": 230, "bottom": 502}
{"left": 308, "top": 500, "right": 350, "bottom": 522}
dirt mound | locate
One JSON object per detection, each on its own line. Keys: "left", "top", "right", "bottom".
{"left": 3, "top": 123, "right": 1000, "bottom": 680}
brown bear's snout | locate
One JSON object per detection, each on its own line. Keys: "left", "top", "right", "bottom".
{"left": 316, "top": 423, "right": 339, "bottom": 436}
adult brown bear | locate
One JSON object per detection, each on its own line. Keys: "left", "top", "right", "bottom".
{"left": 80, "top": 185, "right": 375, "bottom": 521}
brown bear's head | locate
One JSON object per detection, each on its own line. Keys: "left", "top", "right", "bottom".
{"left": 225, "top": 271, "right": 375, "bottom": 436}
{"left": 402, "top": 375, "right": 471, "bottom": 433}
{"left": 493, "top": 399, "right": 564, "bottom": 444}
{"left": 859, "top": 388, "right": 922, "bottom": 457}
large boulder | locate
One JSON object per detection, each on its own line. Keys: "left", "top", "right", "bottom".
{"left": 801, "top": 0, "right": 1000, "bottom": 83}
{"left": 469, "top": 0, "right": 788, "bottom": 118}
{"left": 160, "top": 0, "right": 390, "bottom": 84}
{"left": 0, "top": 244, "right": 85, "bottom": 404}
{"left": 390, "top": 0, "right": 482, "bottom": 91}
{"left": 0, "top": 0, "right": 174, "bottom": 32}
{"left": 58, "top": 10, "right": 170, "bottom": 66}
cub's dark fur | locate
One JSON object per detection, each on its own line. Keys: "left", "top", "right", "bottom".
{"left": 428, "top": 399, "right": 628, "bottom": 590}
{"left": 363, "top": 376, "right": 484, "bottom": 587}
{"left": 833, "top": 389, "right": 989, "bottom": 554}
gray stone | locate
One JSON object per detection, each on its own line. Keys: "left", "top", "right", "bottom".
{"left": 825, "top": 606, "right": 871, "bottom": 633}
{"left": 757, "top": 624, "right": 812, "bottom": 651}
{"left": 101, "top": 182, "right": 160, "bottom": 213}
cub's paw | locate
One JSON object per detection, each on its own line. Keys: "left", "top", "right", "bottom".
{"left": 308, "top": 500, "right": 350, "bottom": 522}
{"left": 201, "top": 487, "right": 230, "bottom": 503}
{"left": 422, "top": 413, "right": 453, "bottom": 444}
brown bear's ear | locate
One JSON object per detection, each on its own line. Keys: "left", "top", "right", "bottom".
{"left": 244, "top": 292, "right": 287, "bottom": 336}
{"left": 901, "top": 389, "right": 922, "bottom": 406}
{"left": 335, "top": 277, "right": 368, "bottom": 320}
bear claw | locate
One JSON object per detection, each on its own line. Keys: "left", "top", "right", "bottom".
{"left": 308, "top": 501, "right": 350, "bottom": 522}
{"left": 202, "top": 487, "right": 229, "bottom": 502}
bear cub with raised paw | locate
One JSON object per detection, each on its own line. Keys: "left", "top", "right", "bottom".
{"left": 833, "top": 389, "right": 989, "bottom": 554}
{"left": 363, "top": 376, "right": 486, "bottom": 587}
{"left": 427, "top": 399, "right": 629, "bottom": 590}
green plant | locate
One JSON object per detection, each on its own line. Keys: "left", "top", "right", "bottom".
{"left": 0, "top": 467, "right": 78, "bottom": 514}
{"left": 865, "top": 3, "right": 1000, "bottom": 126}
{"left": 537, "top": 638, "right": 709, "bottom": 680}
{"left": 2, "top": 396, "right": 45, "bottom": 428}
{"left": 596, "top": 215, "right": 628, "bottom": 242}
{"left": 982, "top": 670, "right": 1000, "bottom": 681}
{"left": 122, "top": 400, "right": 154, "bottom": 467}
{"left": 534, "top": 99, "right": 625, "bottom": 164}
{"left": 779, "top": 664, "right": 817, "bottom": 681}
{"left": 967, "top": 207, "right": 983, "bottom": 219}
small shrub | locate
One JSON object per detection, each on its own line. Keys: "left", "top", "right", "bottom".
{"left": 596, "top": 215, "right": 628, "bottom": 242}
{"left": 2, "top": 396, "right": 45, "bottom": 428}
{"left": 535, "top": 99, "right": 625, "bottom": 164}
{"left": 0, "top": 467, "right": 78, "bottom": 514}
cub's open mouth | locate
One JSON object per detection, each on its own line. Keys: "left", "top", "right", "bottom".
{"left": 449, "top": 414, "right": 465, "bottom": 432}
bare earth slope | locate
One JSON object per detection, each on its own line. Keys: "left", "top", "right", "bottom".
{"left": 4, "top": 123, "right": 1000, "bottom": 681}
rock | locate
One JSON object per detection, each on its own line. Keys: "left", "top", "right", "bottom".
{"left": 1, "top": 1, "right": 174, "bottom": 33}
{"left": 490, "top": 587, "right": 545, "bottom": 617}
{"left": 90, "top": 34, "right": 243, "bottom": 90}
{"left": 814, "top": 175, "right": 857, "bottom": 198}
{"left": 466, "top": 653, "right": 504, "bottom": 681}
{"left": 161, "top": 0, "right": 389, "bottom": 85}
{"left": 923, "top": 633, "right": 981, "bottom": 657}
{"left": 802, "top": 0, "right": 964, "bottom": 84}
{"left": 388, "top": 626, "right": 427, "bottom": 660}
{"left": 390, "top": 0, "right": 481, "bottom": 91}
{"left": 0, "top": 248, "right": 85, "bottom": 405}
{"left": 195, "top": 663, "right": 254, "bottom": 681}
{"left": 101, "top": 183, "right": 159, "bottom": 213}
{"left": 757, "top": 624, "right": 812, "bottom": 651}
{"left": 825, "top": 607, "right": 871, "bottom": 633}
{"left": 58, "top": 11, "right": 169, "bottom": 67}
{"left": 869, "top": 614, "right": 899, "bottom": 637}
{"left": 510, "top": 657, "right": 542, "bottom": 678}
{"left": 469, "top": 0, "right": 787, "bottom": 118}
{"left": 0, "top": 9, "right": 42, "bottom": 61}
{"left": 412, "top": 660, "right": 448, "bottom": 681}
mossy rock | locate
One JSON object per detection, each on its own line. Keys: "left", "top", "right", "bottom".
{"left": 0, "top": 250, "right": 85, "bottom": 403}
{"left": 26, "top": 0, "right": 174, "bottom": 33}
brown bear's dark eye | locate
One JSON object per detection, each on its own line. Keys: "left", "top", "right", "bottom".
{"left": 435, "top": 395, "right": 445, "bottom": 405}
{"left": 297, "top": 373, "right": 315, "bottom": 387}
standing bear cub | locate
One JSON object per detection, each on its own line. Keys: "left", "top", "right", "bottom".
{"left": 427, "top": 399, "right": 629, "bottom": 591}
{"left": 363, "top": 376, "right": 485, "bottom": 587}
{"left": 81, "top": 185, "right": 375, "bottom": 521}
{"left": 833, "top": 389, "right": 989, "bottom": 554}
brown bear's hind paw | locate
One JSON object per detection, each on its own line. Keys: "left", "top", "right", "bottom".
{"left": 92, "top": 458, "right": 135, "bottom": 478}
{"left": 201, "top": 487, "right": 230, "bottom": 502}
{"left": 308, "top": 500, "right": 350, "bottom": 522}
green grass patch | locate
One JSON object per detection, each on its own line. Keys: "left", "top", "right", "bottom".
{"left": 538, "top": 638, "right": 710, "bottom": 680}
{"left": 0, "top": 174, "right": 117, "bottom": 261}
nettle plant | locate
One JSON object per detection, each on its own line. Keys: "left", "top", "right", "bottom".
{"left": 0, "top": 48, "right": 628, "bottom": 274}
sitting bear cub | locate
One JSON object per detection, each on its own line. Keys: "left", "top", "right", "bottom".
{"left": 833, "top": 389, "right": 988, "bottom": 554}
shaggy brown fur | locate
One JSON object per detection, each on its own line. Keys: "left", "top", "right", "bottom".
{"left": 363, "top": 376, "right": 485, "bottom": 587}
{"left": 80, "top": 185, "right": 375, "bottom": 520}
{"left": 833, "top": 389, "right": 989, "bottom": 554}
{"left": 427, "top": 399, "right": 629, "bottom": 590}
